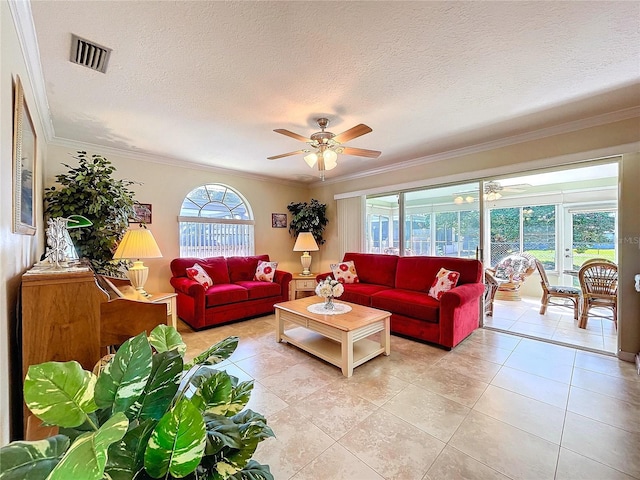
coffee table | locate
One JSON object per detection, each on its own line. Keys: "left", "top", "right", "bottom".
{"left": 275, "top": 296, "right": 390, "bottom": 377}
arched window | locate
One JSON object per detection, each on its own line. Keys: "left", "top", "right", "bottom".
{"left": 179, "top": 184, "right": 254, "bottom": 257}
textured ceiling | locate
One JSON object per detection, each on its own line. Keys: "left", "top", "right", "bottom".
{"left": 28, "top": 1, "right": 640, "bottom": 183}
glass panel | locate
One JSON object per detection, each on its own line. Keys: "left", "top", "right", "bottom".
{"left": 523, "top": 205, "right": 556, "bottom": 269}
{"left": 405, "top": 213, "right": 430, "bottom": 255}
{"left": 489, "top": 207, "right": 520, "bottom": 265}
{"left": 365, "top": 194, "right": 398, "bottom": 254}
{"left": 186, "top": 186, "right": 210, "bottom": 207}
{"left": 460, "top": 210, "right": 480, "bottom": 258}
{"left": 571, "top": 211, "right": 616, "bottom": 268}
{"left": 200, "top": 202, "right": 232, "bottom": 218}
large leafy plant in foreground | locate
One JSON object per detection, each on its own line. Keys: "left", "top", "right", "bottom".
{"left": 0, "top": 326, "right": 274, "bottom": 480}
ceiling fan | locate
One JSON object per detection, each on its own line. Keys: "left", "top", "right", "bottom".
{"left": 268, "top": 118, "right": 381, "bottom": 180}
{"left": 453, "top": 180, "right": 531, "bottom": 203}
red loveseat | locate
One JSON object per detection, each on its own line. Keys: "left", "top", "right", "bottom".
{"left": 170, "top": 255, "right": 292, "bottom": 330}
{"left": 318, "top": 253, "right": 484, "bottom": 349}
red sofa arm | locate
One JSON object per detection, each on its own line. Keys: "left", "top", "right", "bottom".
{"left": 170, "top": 276, "right": 205, "bottom": 298}
{"left": 439, "top": 282, "right": 485, "bottom": 348}
{"left": 273, "top": 270, "right": 292, "bottom": 296}
{"left": 315, "top": 272, "right": 333, "bottom": 282}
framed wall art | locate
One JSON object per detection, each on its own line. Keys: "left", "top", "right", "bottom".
{"left": 12, "top": 75, "right": 37, "bottom": 235}
{"left": 130, "top": 203, "right": 153, "bottom": 224}
{"left": 272, "top": 213, "right": 287, "bottom": 228}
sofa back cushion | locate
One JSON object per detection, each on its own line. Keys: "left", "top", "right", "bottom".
{"left": 227, "top": 255, "right": 270, "bottom": 283}
{"left": 201, "top": 257, "right": 231, "bottom": 284}
{"left": 342, "top": 252, "right": 398, "bottom": 288}
{"left": 170, "top": 257, "right": 231, "bottom": 284}
{"left": 395, "top": 256, "right": 482, "bottom": 292}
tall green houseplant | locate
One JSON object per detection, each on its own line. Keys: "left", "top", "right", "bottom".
{"left": 287, "top": 199, "right": 328, "bottom": 245}
{"left": 44, "top": 151, "right": 137, "bottom": 275}
{"left": 0, "top": 326, "right": 274, "bottom": 480}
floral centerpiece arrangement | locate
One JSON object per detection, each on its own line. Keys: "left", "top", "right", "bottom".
{"left": 315, "top": 277, "right": 344, "bottom": 310}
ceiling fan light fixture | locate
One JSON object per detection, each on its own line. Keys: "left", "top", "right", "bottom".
{"left": 454, "top": 196, "right": 464, "bottom": 205}
{"left": 466, "top": 196, "right": 475, "bottom": 203}
{"left": 485, "top": 191, "right": 502, "bottom": 201}
{"left": 304, "top": 152, "right": 318, "bottom": 168}
{"left": 324, "top": 149, "right": 338, "bottom": 170}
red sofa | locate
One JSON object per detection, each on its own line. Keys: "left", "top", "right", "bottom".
{"left": 170, "top": 255, "right": 292, "bottom": 330}
{"left": 318, "top": 252, "right": 484, "bottom": 349}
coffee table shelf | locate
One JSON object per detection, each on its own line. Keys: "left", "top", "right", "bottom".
{"left": 282, "top": 326, "right": 386, "bottom": 372}
{"left": 275, "top": 296, "right": 390, "bottom": 377}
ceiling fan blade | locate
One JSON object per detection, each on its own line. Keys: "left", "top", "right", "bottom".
{"left": 332, "top": 124, "right": 372, "bottom": 143}
{"left": 273, "top": 129, "right": 310, "bottom": 143}
{"left": 267, "top": 150, "right": 307, "bottom": 160}
{"left": 341, "top": 146, "right": 381, "bottom": 158}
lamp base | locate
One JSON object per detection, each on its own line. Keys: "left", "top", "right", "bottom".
{"left": 126, "top": 260, "right": 151, "bottom": 297}
{"left": 300, "top": 251, "right": 313, "bottom": 276}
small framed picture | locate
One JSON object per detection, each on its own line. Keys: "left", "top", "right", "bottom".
{"left": 272, "top": 213, "right": 287, "bottom": 228}
{"left": 131, "top": 203, "right": 152, "bottom": 224}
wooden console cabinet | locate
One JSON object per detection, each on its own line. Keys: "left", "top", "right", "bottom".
{"left": 21, "top": 269, "right": 104, "bottom": 373}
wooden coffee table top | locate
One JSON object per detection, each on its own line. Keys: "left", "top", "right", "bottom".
{"left": 274, "top": 296, "right": 390, "bottom": 332}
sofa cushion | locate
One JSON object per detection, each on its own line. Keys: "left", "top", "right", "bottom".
{"left": 330, "top": 261, "right": 359, "bottom": 284}
{"left": 200, "top": 257, "right": 231, "bottom": 284}
{"left": 339, "top": 283, "right": 391, "bottom": 306}
{"left": 227, "top": 255, "right": 270, "bottom": 283}
{"left": 395, "top": 256, "right": 482, "bottom": 291}
{"left": 428, "top": 268, "right": 461, "bottom": 301}
{"left": 342, "top": 252, "right": 398, "bottom": 287}
{"left": 235, "top": 280, "right": 282, "bottom": 300}
{"left": 186, "top": 263, "right": 213, "bottom": 289}
{"left": 254, "top": 260, "right": 278, "bottom": 282}
{"left": 371, "top": 289, "right": 440, "bottom": 324}
{"left": 205, "top": 284, "right": 249, "bottom": 307}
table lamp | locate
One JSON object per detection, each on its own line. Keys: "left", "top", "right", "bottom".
{"left": 293, "top": 232, "right": 319, "bottom": 276}
{"left": 113, "top": 227, "right": 162, "bottom": 297}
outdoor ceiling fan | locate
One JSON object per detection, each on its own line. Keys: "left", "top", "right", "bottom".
{"left": 268, "top": 118, "right": 381, "bottom": 180}
{"left": 453, "top": 180, "right": 531, "bottom": 203}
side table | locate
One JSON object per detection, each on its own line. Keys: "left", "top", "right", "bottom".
{"left": 289, "top": 273, "right": 318, "bottom": 301}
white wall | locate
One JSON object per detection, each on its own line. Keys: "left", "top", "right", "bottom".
{"left": 1, "top": 0, "right": 47, "bottom": 445}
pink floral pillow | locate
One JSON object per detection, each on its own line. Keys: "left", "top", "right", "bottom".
{"left": 254, "top": 260, "right": 278, "bottom": 282}
{"left": 428, "top": 267, "right": 460, "bottom": 300}
{"left": 330, "top": 261, "right": 360, "bottom": 284}
{"left": 186, "top": 263, "right": 213, "bottom": 289}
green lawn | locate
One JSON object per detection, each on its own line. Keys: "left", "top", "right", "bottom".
{"left": 525, "top": 248, "right": 616, "bottom": 267}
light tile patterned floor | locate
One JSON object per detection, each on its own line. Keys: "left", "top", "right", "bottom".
{"left": 179, "top": 314, "right": 639, "bottom": 480}
{"left": 485, "top": 297, "right": 618, "bottom": 354}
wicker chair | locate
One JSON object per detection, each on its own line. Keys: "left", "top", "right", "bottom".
{"left": 486, "top": 252, "right": 537, "bottom": 301}
{"left": 578, "top": 261, "right": 618, "bottom": 329}
{"left": 534, "top": 259, "right": 581, "bottom": 320}
{"left": 484, "top": 270, "right": 501, "bottom": 316}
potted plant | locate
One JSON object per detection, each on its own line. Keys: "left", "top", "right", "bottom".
{"left": 44, "top": 151, "right": 138, "bottom": 276}
{"left": 287, "top": 199, "right": 328, "bottom": 245}
{"left": 0, "top": 326, "right": 274, "bottom": 480}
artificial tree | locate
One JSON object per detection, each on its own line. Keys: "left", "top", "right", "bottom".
{"left": 44, "top": 151, "right": 137, "bottom": 275}
{"left": 286, "top": 199, "right": 328, "bottom": 245}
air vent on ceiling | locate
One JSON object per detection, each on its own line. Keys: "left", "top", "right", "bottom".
{"left": 70, "top": 34, "right": 111, "bottom": 73}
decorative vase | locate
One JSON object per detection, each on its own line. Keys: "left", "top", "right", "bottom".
{"left": 324, "top": 296, "right": 335, "bottom": 310}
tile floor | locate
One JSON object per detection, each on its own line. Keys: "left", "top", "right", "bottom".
{"left": 485, "top": 297, "right": 618, "bottom": 355}
{"left": 178, "top": 313, "right": 639, "bottom": 480}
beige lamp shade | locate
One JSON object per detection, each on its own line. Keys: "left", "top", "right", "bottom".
{"left": 293, "top": 232, "right": 319, "bottom": 276}
{"left": 113, "top": 228, "right": 162, "bottom": 297}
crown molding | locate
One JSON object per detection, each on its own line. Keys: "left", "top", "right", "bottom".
{"left": 9, "top": 0, "right": 54, "bottom": 141}
{"left": 48, "top": 137, "right": 304, "bottom": 188}
{"left": 321, "top": 106, "right": 640, "bottom": 186}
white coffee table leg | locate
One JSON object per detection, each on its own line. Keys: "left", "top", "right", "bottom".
{"left": 276, "top": 309, "right": 283, "bottom": 343}
{"left": 341, "top": 330, "right": 354, "bottom": 377}
{"left": 383, "top": 316, "right": 391, "bottom": 355}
